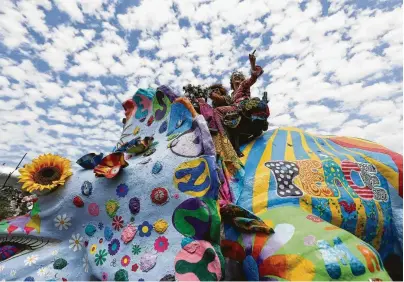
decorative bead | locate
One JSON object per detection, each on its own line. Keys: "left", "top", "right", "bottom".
{"left": 129, "top": 197, "right": 140, "bottom": 215}
{"left": 153, "top": 219, "right": 168, "bottom": 234}
{"left": 53, "top": 258, "right": 68, "bottom": 270}
{"left": 121, "top": 224, "right": 137, "bottom": 244}
{"left": 88, "top": 203, "right": 99, "bottom": 216}
{"left": 85, "top": 224, "right": 96, "bottom": 237}
{"left": 152, "top": 162, "right": 163, "bottom": 174}
{"left": 73, "top": 196, "right": 84, "bottom": 207}
{"left": 150, "top": 187, "right": 169, "bottom": 205}
{"left": 114, "top": 269, "right": 129, "bottom": 281}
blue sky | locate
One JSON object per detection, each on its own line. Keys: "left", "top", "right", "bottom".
{"left": 0, "top": 0, "right": 402, "bottom": 167}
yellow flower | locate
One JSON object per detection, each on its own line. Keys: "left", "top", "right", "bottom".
{"left": 18, "top": 154, "right": 73, "bottom": 193}
{"left": 90, "top": 244, "right": 97, "bottom": 255}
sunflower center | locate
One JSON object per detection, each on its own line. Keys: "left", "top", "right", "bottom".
{"left": 33, "top": 166, "right": 61, "bottom": 185}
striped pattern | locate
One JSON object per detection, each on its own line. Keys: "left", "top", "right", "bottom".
{"left": 341, "top": 160, "right": 374, "bottom": 200}
{"left": 235, "top": 127, "right": 402, "bottom": 256}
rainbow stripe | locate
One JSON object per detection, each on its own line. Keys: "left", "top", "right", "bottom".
{"left": 236, "top": 127, "right": 401, "bottom": 255}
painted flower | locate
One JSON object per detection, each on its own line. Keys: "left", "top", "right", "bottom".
{"left": 131, "top": 264, "right": 139, "bottom": 272}
{"left": 54, "top": 214, "right": 72, "bottom": 230}
{"left": 138, "top": 221, "right": 153, "bottom": 237}
{"left": 121, "top": 255, "right": 130, "bottom": 267}
{"left": 102, "top": 272, "right": 108, "bottom": 281}
{"left": 0, "top": 265, "right": 4, "bottom": 272}
{"left": 173, "top": 193, "right": 179, "bottom": 199}
{"left": 37, "top": 267, "right": 49, "bottom": 277}
{"left": 10, "top": 270, "right": 16, "bottom": 277}
{"left": 69, "top": 233, "right": 83, "bottom": 252}
{"left": 98, "top": 222, "right": 104, "bottom": 230}
{"left": 83, "top": 255, "right": 89, "bottom": 272}
{"left": 112, "top": 216, "right": 124, "bottom": 231}
{"left": 18, "top": 154, "right": 72, "bottom": 193}
{"left": 304, "top": 235, "right": 316, "bottom": 246}
{"left": 51, "top": 250, "right": 58, "bottom": 256}
{"left": 24, "top": 255, "right": 38, "bottom": 266}
{"left": 95, "top": 249, "right": 108, "bottom": 266}
{"left": 90, "top": 244, "right": 97, "bottom": 255}
{"left": 116, "top": 184, "right": 129, "bottom": 197}
{"left": 154, "top": 236, "right": 169, "bottom": 253}
{"left": 105, "top": 200, "right": 120, "bottom": 218}
{"left": 132, "top": 245, "right": 141, "bottom": 255}
{"left": 108, "top": 239, "right": 120, "bottom": 255}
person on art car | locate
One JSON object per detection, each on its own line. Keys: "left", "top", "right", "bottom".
{"left": 212, "top": 52, "right": 264, "bottom": 156}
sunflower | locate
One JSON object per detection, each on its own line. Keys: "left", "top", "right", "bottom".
{"left": 18, "top": 154, "right": 72, "bottom": 193}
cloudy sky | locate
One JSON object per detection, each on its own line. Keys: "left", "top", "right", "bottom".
{"left": 0, "top": 0, "right": 402, "bottom": 167}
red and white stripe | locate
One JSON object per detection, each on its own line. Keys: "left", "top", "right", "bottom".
{"left": 341, "top": 160, "right": 374, "bottom": 200}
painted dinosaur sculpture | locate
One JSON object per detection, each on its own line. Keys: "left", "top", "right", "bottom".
{"left": 0, "top": 85, "right": 402, "bottom": 281}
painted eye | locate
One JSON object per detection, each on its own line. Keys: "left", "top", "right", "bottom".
{"left": 0, "top": 236, "right": 61, "bottom": 263}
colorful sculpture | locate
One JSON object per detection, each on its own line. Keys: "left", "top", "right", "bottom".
{"left": 0, "top": 85, "right": 402, "bottom": 281}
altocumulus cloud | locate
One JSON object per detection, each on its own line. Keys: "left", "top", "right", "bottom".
{"left": 0, "top": 0, "right": 402, "bottom": 167}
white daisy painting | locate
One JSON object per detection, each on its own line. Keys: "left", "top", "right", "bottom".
{"left": 54, "top": 214, "right": 72, "bottom": 230}
{"left": 69, "top": 233, "right": 83, "bottom": 252}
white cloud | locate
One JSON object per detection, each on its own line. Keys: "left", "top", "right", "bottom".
{"left": 118, "top": 0, "right": 176, "bottom": 31}
{"left": 53, "top": 0, "right": 84, "bottom": 22}
{"left": 0, "top": 0, "right": 402, "bottom": 167}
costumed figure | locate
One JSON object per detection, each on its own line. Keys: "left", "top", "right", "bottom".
{"left": 213, "top": 51, "right": 264, "bottom": 157}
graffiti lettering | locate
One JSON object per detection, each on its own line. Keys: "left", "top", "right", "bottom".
{"left": 265, "top": 161, "right": 303, "bottom": 197}
{"left": 341, "top": 161, "right": 374, "bottom": 200}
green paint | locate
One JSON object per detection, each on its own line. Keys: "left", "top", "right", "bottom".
{"left": 204, "top": 199, "right": 220, "bottom": 244}
{"left": 173, "top": 207, "right": 209, "bottom": 237}
{"left": 175, "top": 247, "right": 218, "bottom": 281}
{"left": 252, "top": 206, "right": 392, "bottom": 281}
{"left": 30, "top": 202, "right": 40, "bottom": 216}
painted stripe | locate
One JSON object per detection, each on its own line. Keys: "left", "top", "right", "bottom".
{"left": 374, "top": 201, "right": 384, "bottom": 250}
{"left": 323, "top": 138, "right": 356, "bottom": 162}
{"left": 290, "top": 131, "right": 310, "bottom": 160}
{"left": 299, "top": 131, "right": 318, "bottom": 159}
{"left": 237, "top": 130, "right": 276, "bottom": 212}
{"left": 252, "top": 129, "right": 281, "bottom": 214}
{"left": 284, "top": 130, "right": 296, "bottom": 161}
{"left": 354, "top": 198, "right": 367, "bottom": 240}
{"left": 240, "top": 139, "right": 256, "bottom": 165}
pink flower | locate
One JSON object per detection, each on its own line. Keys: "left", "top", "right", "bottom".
{"left": 102, "top": 272, "right": 108, "bottom": 281}
{"left": 154, "top": 236, "right": 169, "bottom": 253}
{"left": 173, "top": 193, "right": 179, "bottom": 199}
